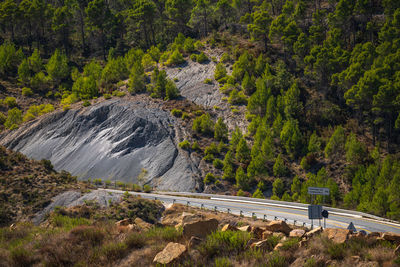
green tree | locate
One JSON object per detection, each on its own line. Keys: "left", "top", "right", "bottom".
{"left": 223, "top": 150, "right": 235, "bottom": 181}
{"left": 324, "top": 126, "right": 346, "bottom": 159}
{"left": 308, "top": 131, "right": 321, "bottom": 153}
{"left": 214, "top": 117, "right": 228, "bottom": 142}
{"left": 165, "top": 80, "right": 180, "bottom": 100}
{"left": 283, "top": 81, "right": 302, "bottom": 119}
{"left": 236, "top": 138, "right": 250, "bottom": 164}
{"left": 273, "top": 153, "right": 287, "bottom": 177}
{"left": 252, "top": 188, "right": 264, "bottom": 199}
{"left": 214, "top": 63, "right": 227, "bottom": 81}
{"left": 18, "top": 58, "right": 31, "bottom": 84}
{"left": 4, "top": 107, "right": 22, "bottom": 129}
{"left": 272, "top": 178, "right": 284, "bottom": 198}
{"left": 280, "top": 119, "right": 303, "bottom": 158}
{"left": 248, "top": 7, "right": 272, "bottom": 51}
{"left": 345, "top": 133, "right": 367, "bottom": 165}
{"left": 235, "top": 166, "right": 249, "bottom": 191}
{"left": 0, "top": 42, "right": 23, "bottom": 77}
{"left": 46, "top": 49, "right": 69, "bottom": 85}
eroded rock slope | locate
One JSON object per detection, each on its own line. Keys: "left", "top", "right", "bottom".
{"left": 0, "top": 99, "right": 201, "bottom": 191}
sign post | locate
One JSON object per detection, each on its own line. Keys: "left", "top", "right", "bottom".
{"left": 308, "top": 187, "right": 330, "bottom": 229}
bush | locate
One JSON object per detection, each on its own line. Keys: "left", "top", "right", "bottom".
{"left": 205, "top": 143, "right": 219, "bottom": 156}
{"left": 0, "top": 112, "right": 6, "bottom": 125}
{"left": 143, "top": 184, "right": 152, "bottom": 193}
{"left": 10, "top": 247, "right": 34, "bottom": 267}
{"left": 214, "top": 257, "right": 233, "bottom": 267}
{"left": 171, "top": 109, "right": 182, "bottom": 117}
{"left": 214, "top": 63, "right": 227, "bottom": 80}
{"left": 196, "top": 52, "right": 209, "bottom": 63}
{"left": 125, "top": 232, "right": 146, "bottom": 249}
{"left": 220, "top": 53, "right": 230, "bottom": 63}
{"left": 204, "top": 78, "right": 212, "bottom": 84}
{"left": 82, "top": 100, "right": 91, "bottom": 107}
{"left": 213, "top": 159, "right": 223, "bottom": 169}
{"left": 69, "top": 226, "right": 104, "bottom": 247}
{"left": 4, "top": 97, "right": 17, "bottom": 108}
{"left": 181, "top": 112, "right": 189, "bottom": 120}
{"left": 4, "top": 107, "right": 22, "bottom": 129}
{"left": 50, "top": 214, "right": 91, "bottom": 230}
{"left": 0, "top": 42, "right": 23, "bottom": 77}
{"left": 192, "top": 113, "right": 214, "bottom": 136}
{"left": 204, "top": 173, "right": 216, "bottom": 184}
{"left": 179, "top": 140, "right": 191, "bottom": 150}
{"left": 228, "top": 89, "right": 247, "bottom": 105}
{"left": 46, "top": 49, "right": 69, "bottom": 84}
{"left": 190, "top": 54, "right": 198, "bottom": 61}
{"left": 192, "top": 141, "right": 201, "bottom": 152}
{"left": 21, "top": 87, "right": 33, "bottom": 97}
{"left": 166, "top": 49, "right": 185, "bottom": 66}
{"left": 100, "top": 57, "right": 128, "bottom": 89}
{"left": 327, "top": 243, "right": 346, "bottom": 260}
{"left": 199, "top": 230, "right": 251, "bottom": 257}
{"left": 101, "top": 242, "right": 128, "bottom": 262}
{"left": 194, "top": 41, "right": 204, "bottom": 50}
{"left": 203, "top": 154, "right": 215, "bottom": 162}
{"left": 145, "top": 226, "right": 182, "bottom": 242}
{"left": 183, "top": 37, "right": 195, "bottom": 53}
{"left": 103, "top": 93, "right": 112, "bottom": 100}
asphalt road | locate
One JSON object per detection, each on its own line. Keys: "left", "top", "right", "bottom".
{"left": 103, "top": 189, "right": 400, "bottom": 234}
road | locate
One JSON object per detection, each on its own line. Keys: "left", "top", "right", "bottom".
{"left": 103, "top": 189, "right": 400, "bottom": 234}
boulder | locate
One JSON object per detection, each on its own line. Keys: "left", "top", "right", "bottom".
{"left": 264, "top": 220, "right": 291, "bottom": 235}
{"left": 175, "top": 213, "right": 204, "bottom": 229}
{"left": 238, "top": 225, "right": 252, "bottom": 232}
{"left": 299, "top": 239, "right": 309, "bottom": 248}
{"left": 250, "top": 239, "right": 274, "bottom": 251}
{"left": 134, "top": 218, "right": 152, "bottom": 230}
{"left": 273, "top": 243, "right": 284, "bottom": 251}
{"left": 182, "top": 218, "right": 219, "bottom": 239}
{"left": 187, "top": 236, "right": 202, "bottom": 250}
{"left": 153, "top": 242, "right": 187, "bottom": 265}
{"left": 323, "top": 228, "right": 351, "bottom": 244}
{"left": 304, "top": 227, "right": 323, "bottom": 238}
{"left": 116, "top": 224, "right": 136, "bottom": 233}
{"left": 251, "top": 227, "right": 264, "bottom": 239}
{"left": 221, "top": 224, "right": 238, "bottom": 232}
{"left": 382, "top": 232, "right": 400, "bottom": 244}
{"left": 262, "top": 230, "right": 273, "bottom": 239}
{"left": 115, "top": 218, "right": 131, "bottom": 227}
{"left": 289, "top": 229, "right": 305, "bottom": 238}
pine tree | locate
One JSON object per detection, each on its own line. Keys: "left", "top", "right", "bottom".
{"left": 223, "top": 150, "right": 235, "bottom": 182}
{"left": 236, "top": 138, "right": 251, "bottom": 163}
{"left": 273, "top": 153, "right": 287, "bottom": 177}
{"left": 129, "top": 61, "right": 146, "bottom": 94}
{"left": 272, "top": 178, "right": 284, "bottom": 198}
{"left": 325, "top": 126, "right": 346, "bottom": 159}
{"left": 46, "top": 49, "right": 69, "bottom": 85}
{"left": 252, "top": 188, "right": 264, "bottom": 199}
{"left": 280, "top": 119, "right": 303, "bottom": 158}
{"left": 214, "top": 118, "right": 228, "bottom": 142}
{"left": 345, "top": 133, "right": 367, "bottom": 165}
{"left": 235, "top": 166, "right": 249, "bottom": 191}
{"left": 308, "top": 131, "right": 321, "bottom": 153}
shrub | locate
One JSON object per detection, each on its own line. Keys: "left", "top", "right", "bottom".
{"left": 100, "top": 57, "right": 128, "bottom": 89}
{"left": 46, "top": 49, "right": 69, "bottom": 84}
{"left": 103, "top": 93, "right": 112, "bottom": 100}
{"left": 252, "top": 188, "right": 264, "bottom": 199}
{"left": 10, "top": 247, "right": 34, "bottom": 267}
{"left": 143, "top": 184, "right": 152, "bottom": 193}
{"left": 213, "top": 159, "right": 223, "bottom": 169}
{"left": 194, "top": 41, "right": 204, "bottom": 50}
{"left": 128, "top": 61, "right": 146, "bottom": 94}
{"left": 179, "top": 140, "right": 191, "bottom": 150}
{"left": 147, "top": 46, "right": 161, "bottom": 62}
{"left": 166, "top": 49, "right": 185, "bottom": 66}
{"left": 82, "top": 100, "right": 91, "bottom": 107}
{"left": 72, "top": 76, "right": 99, "bottom": 99}
{"left": 69, "top": 226, "right": 104, "bottom": 246}
{"left": 125, "top": 232, "right": 146, "bottom": 249}
{"left": 220, "top": 53, "right": 230, "bottom": 63}
{"left": 171, "top": 109, "right": 183, "bottom": 117}
{"left": 112, "top": 90, "right": 126, "bottom": 97}
{"left": 181, "top": 112, "right": 189, "bottom": 120}
{"left": 0, "top": 42, "right": 23, "bottom": 77}
{"left": 196, "top": 52, "right": 209, "bottom": 63}
{"left": 204, "top": 78, "right": 212, "bottom": 84}
{"left": 199, "top": 230, "right": 251, "bottom": 257}
{"left": 141, "top": 53, "right": 156, "bottom": 70}
{"left": 327, "top": 243, "right": 346, "bottom": 260}
{"left": 190, "top": 54, "right": 197, "bottom": 62}
{"left": 0, "top": 112, "right": 6, "bottom": 125}
{"left": 204, "top": 173, "right": 216, "bottom": 184}
{"left": 4, "top": 97, "right": 17, "bottom": 108}
{"left": 50, "top": 214, "right": 91, "bottom": 230}
{"left": 4, "top": 107, "right": 22, "bottom": 129}
{"left": 205, "top": 143, "right": 219, "bottom": 156}
{"left": 183, "top": 37, "right": 195, "bottom": 53}
{"left": 214, "top": 63, "right": 227, "bottom": 80}
{"left": 203, "top": 154, "right": 215, "bottom": 162}
{"left": 237, "top": 189, "right": 245, "bottom": 196}
{"left": 61, "top": 93, "right": 79, "bottom": 106}
{"left": 192, "top": 113, "right": 214, "bottom": 136}
{"left": 228, "top": 89, "right": 247, "bottom": 105}
{"left": 191, "top": 141, "right": 201, "bottom": 152}
{"left": 21, "top": 87, "right": 33, "bottom": 96}
{"left": 214, "top": 257, "right": 233, "bottom": 267}
{"left": 300, "top": 156, "right": 310, "bottom": 170}
{"left": 145, "top": 226, "right": 182, "bottom": 242}
{"left": 100, "top": 242, "right": 128, "bottom": 262}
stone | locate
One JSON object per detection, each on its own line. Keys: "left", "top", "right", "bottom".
{"left": 115, "top": 218, "right": 131, "bottom": 227}
{"left": 134, "top": 218, "right": 152, "bottom": 230}
{"left": 238, "top": 225, "right": 252, "bottom": 232}
{"left": 182, "top": 218, "right": 219, "bottom": 239}
{"left": 382, "top": 232, "right": 400, "bottom": 244}
{"left": 289, "top": 229, "right": 305, "bottom": 238}
{"left": 264, "top": 220, "right": 291, "bottom": 235}
{"left": 250, "top": 239, "right": 274, "bottom": 251}
{"left": 323, "top": 228, "right": 351, "bottom": 244}
{"left": 273, "top": 232, "right": 286, "bottom": 240}
{"left": 116, "top": 224, "right": 136, "bottom": 233}
{"left": 187, "top": 236, "right": 202, "bottom": 250}
{"left": 299, "top": 239, "right": 309, "bottom": 248}
{"left": 273, "top": 243, "right": 284, "bottom": 251}
{"left": 351, "top": 255, "right": 361, "bottom": 262}
{"left": 175, "top": 213, "right": 204, "bottom": 229}
{"left": 395, "top": 244, "right": 400, "bottom": 255}
{"left": 221, "top": 224, "right": 238, "bottom": 231}
{"left": 262, "top": 230, "right": 273, "bottom": 239}
{"left": 304, "top": 227, "right": 323, "bottom": 238}
{"left": 246, "top": 238, "right": 259, "bottom": 249}
{"left": 153, "top": 242, "right": 187, "bottom": 265}
{"left": 251, "top": 226, "right": 265, "bottom": 239}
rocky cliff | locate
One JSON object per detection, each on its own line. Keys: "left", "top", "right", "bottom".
{"left": 0, "top": 99, "right": 202, "bottom": 191}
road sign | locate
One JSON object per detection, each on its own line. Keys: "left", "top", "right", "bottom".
{"left": 347, "top": 222, "right": 357, "bottom": 232}
{"left": 308, "top": 187, "right": 330, "bottom": 196}
{"left": 308, "top": 205, "right": 322, "bottom": 219}
{"left": 321, "top": 209, "right": 329, "bottom": 218}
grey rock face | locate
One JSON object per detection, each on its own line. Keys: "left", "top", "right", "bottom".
{"left": 1, "top": 99, "right": 201, "bottom": 191}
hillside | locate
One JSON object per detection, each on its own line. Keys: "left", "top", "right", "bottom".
{"left": 0, "top": 0, "right": 399, "bottom": 222}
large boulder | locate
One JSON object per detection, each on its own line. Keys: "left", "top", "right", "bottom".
{"left": 290, "top": 229, "right": 305, "bottom": 238}
{"left": 153, "top": 242, "right": 187, "bottom": 265}
{"left": 264, "top": 220, "right": 291, "bottom": 235}
{"left": 134, "top": 218, "right": 152, "bottom": 231}
{"left": 323, "top": 228, "right": 351, "bottom": 244}
{"left": 115, "top": 218, "right": 131, "bottom": 227}
{"left": 304, "top": 227, "right": 323, "bottom": 238}
{"left": 250, "top": 239, "right": 274, "bottom": 251}
{"left": 238, "top": 225, "right": 252, "bottom": 232}
{"left": 182, "top": 218, "right": 219, "bottom": 239}
{"left": 382, "top": 232, "right": 400, "bottom": 244}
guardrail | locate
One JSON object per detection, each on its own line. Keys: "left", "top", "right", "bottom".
{"left": 148, "top": 194, "right": 319, "bottom": 229}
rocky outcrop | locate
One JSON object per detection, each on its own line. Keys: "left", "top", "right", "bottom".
{"left": 221, "top": 224, "right": 238, "bottom": 231}
{"left": 382, "top": 232, "right": 400, "bottom": 244}
{"left": 323, "top": 228, "right": 351, "bottom": 244}
{"left": 289, "top": 229, "right": 305, "bottom": 238}
{"left": 304, "top": 226, "right": 323, "bottom": 238}
{"left": 250, "top": 239, "right": 274, "bottom": 251}
{"left": 182, "top": 218, "right": 219, "bottom": 239}
{"left": 0, "top": 99, "right": 202, "bottom": 192}
{"left": 153, "top": 242, "right": 186, "bottom": 265}
{"left": 264, "top": 220, "right": 291, "bottom": 235}
{"left": 238, "top": 225, "right": 252, "bottom": 232}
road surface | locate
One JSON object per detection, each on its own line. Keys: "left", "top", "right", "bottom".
{"left": 103, "top": 189, "right": 400, "bottom": 234}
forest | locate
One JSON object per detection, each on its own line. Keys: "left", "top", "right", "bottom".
{"left": 0, "top": 0, "right": 400, "bottom": 220}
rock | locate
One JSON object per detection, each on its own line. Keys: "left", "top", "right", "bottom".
{"left": 299, "top": 239, "right": 309, "bottom": 248}
{"left": 274, "top": 243, "right": 284, "bottom": 251}
{"left": 323, "top": 228, "right": 351, "bottom": 244}
{"left": 262, "top": 230, "right": 273, "bottom": 239}
{"left": 264, "top": 220, "right": 291, "bottom": 235}
{"left": 175, "top": 213, "right": 204, "bottom": 229}
{"left": 304, "top": 227, "right": 323, "bottom": 238}
{"left": 395, "top": 244, "right": 400, "bottom": 255}
{"left": 246, "top": 238, "right": 259, "bottom": 249}
{"left": 238, "top": 225, "right": 252, "bottom": 232}
{"left": 115, "top": 218, "right": 131, "bottom": 227}
{"left": 182, "top": 218, "right": 219, "bottom": 239}
{"left": 116, "top": 224, "right": 136, "bottom": 233}
{"left": 368, "top": 232, "right": 381, "bottom": 238}
{"left": 251, "top": 227, "right": 264, "bottom": 239}
{"left": 351, "top": 255, "right": 361, "bottom": 262}
{"left": 250, "top": 239, "right": 274, "bottom": 251}
{"left": 1, "top": 99, "right": 201, "bottom": 192}
{"left": 221, "top": 224, "right": 238, "bottom": 231}
{"left": 153, "top": 242, "right": 187, "bottom": 265}
{"left": 273, "top": 232, "right": 286, "bottom": 240}
{"left": 134, "top": 218, "right": 152, "bottom": 230}
{"left": 187, "top": 236, "right": 202, "bottom": 250}
{"left": 382, "top": 232, "right": 400, "bottom": 244}
{"left": 289, "top": 229, "right": 305, "bottom": 238}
